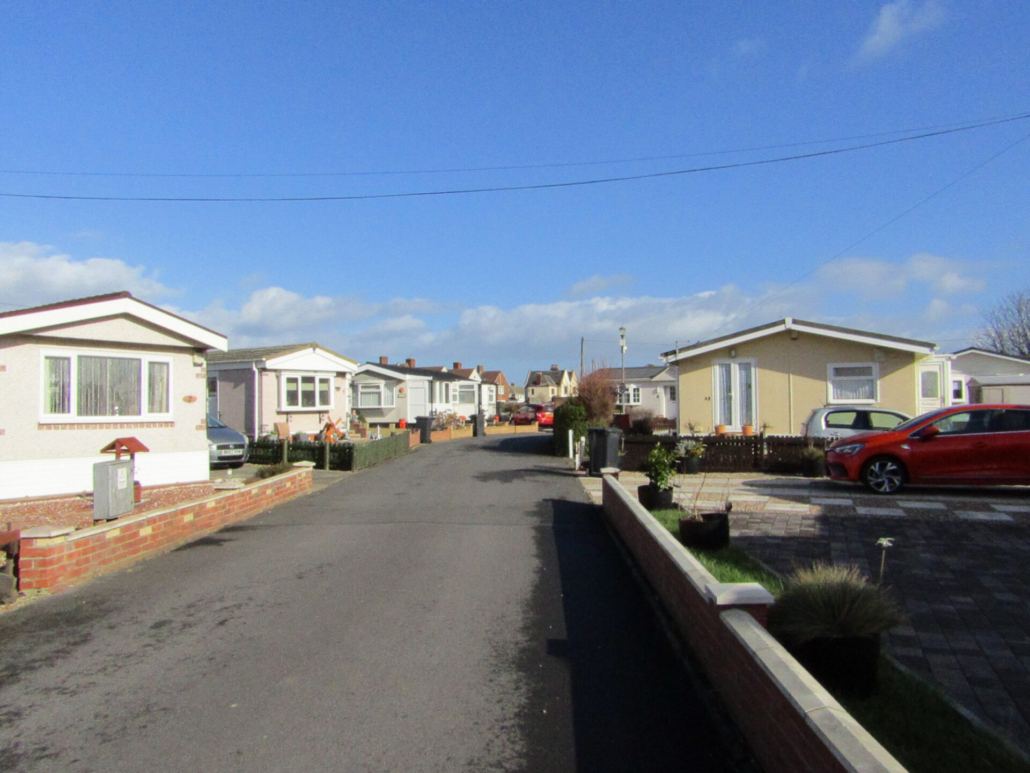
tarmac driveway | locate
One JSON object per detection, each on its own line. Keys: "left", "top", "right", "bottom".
{"left": 1, "top": 436, "right": 736, "bottom": 772}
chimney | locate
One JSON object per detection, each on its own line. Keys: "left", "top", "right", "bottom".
{"left": 477, "top": 365, "right": 484, "bottom": 374}
{"left": 453, "top": 362, "right": 462, "bottom": 370}
{"left": 551, "top": 364, "right": 560, "bottom": 371}
{"left": 379, "top": 356, "right": 389, "bottom": 365}
{"left": 406, "top": 358, "right": 416, "bottom": 368}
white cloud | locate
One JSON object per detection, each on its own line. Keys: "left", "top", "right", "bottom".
{"left": 0, "top": 241, "right": 175, "bottom": 308}
{"left": 813, "top": 253, "right": 982, "bottom": 300}
{"left": 857, "top": 0, "right": 947, "bottom": 61}
{"left": 567, "top": 274, "right": 636, "bottom": 299}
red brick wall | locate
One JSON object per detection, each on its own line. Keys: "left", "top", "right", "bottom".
{"left": 601, "top": 476, "right": 901, "bottom": 773}
{"left": 17, "top": 469, "right": 312, "bottom": 593}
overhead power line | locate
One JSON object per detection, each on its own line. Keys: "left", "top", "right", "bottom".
{"left": 2, "top": 111, "right": 1027, "bottom": 180}
{"left": 1, "top": 114, "right": 1028, "bottom": 204}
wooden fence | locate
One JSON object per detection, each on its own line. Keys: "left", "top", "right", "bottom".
{"left": 620, "top": 434, "right": 827, "bottom": 474}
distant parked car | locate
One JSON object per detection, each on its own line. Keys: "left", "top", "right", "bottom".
{"left": 207, "top": 414, "right": 250, "bottom": 468}
{"left": 511, "top": 404, "right": 554, "bottom": 428}
{"left": 801, "top": 406, "right": 911, "bottom": 440}
{"left": 826, "top": 404, "right": 1030, "bottom": 494}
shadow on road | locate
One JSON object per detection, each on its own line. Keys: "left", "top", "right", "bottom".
{"left": 519, "top": 497, "right": 736, "bottom": 772}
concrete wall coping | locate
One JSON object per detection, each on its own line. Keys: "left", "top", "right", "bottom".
{"left": 706, "top": 582, "right": 775, "bottom": 606}
{"left": 20, "top": 469, "right": 312, "bottom": 545}
{"left": 722, "top": 609, "right": 906, "bottom": 773}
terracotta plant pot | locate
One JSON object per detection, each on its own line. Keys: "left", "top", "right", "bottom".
{"left": 741, "top": 425, "right": 754, "bottom": 436}
{"left": 714, "top": 425, "right": 727, "bottom": 435}
{"left": 679, "top": 511, "right": 731, "bottom": 550}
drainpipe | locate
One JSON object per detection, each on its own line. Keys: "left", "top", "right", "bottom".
{"left": 252, "top": 362, "right": 260, "bottom": 439}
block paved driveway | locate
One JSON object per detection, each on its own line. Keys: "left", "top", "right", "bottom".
{"left": 0, "top": 435, "right": 737, "bottom": 773}
{"left": 581, "top": 471, "right": 1030, "bottom": 754}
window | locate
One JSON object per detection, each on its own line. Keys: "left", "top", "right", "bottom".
{"left": 282, "top": 374, "right": 333, "bottom": 410}
{"left": 668, "top": 386, "right": 677, "bottom": 402}
{"left": 42, "top": 351, "right": 172, "bottom": 420}
{"left": 868, "top": 411, "right": 905, "bottom": 430}
{"left": 714, "top": 360, "right": 755, "bottom": 428}
{"left": 931, "top": 410, "right": 992, "bottom": 435}
{"left": 457, "top": 385, "right": 477, "bottom": 404}
{"left": 357, "top": 381, "right": 395, "bottom": 408}
{"left": 952, "top": 379, "right": 966, "bottom": 402}
{"left": 616, "top": 385, "right": 642, "bottom": 406}
{"left": 827, "top": 363, "right": 877, "bottom": 403}
{"left": 825, "top": 411, "right": 859, "bottom": 430}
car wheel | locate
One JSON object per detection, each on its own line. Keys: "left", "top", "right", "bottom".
{"left": 861, "top": 457, "right": 906, "bottom": 494}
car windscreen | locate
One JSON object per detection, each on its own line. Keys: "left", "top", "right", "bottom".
{"left": 895, "top": 408, "right": 949, "bottom": 433}
{"left": 207, "top": 414, "right": 227, "bottom": 429}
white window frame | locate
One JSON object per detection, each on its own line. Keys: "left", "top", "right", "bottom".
{"left": 39, "top": 347, "right": 174, "bottom": 423}
{"left": 615, "top": 384, "right": 643, "bottom": 406}
{"left": 356, "top": 380, "right": 396, "bottom": 409}
{"left": 951, "top": 378, "right": 967, "bottom": 404}
{"left": 826, "top": 362, "right": 879, "bottom": 405}
{"left": 456, "top": 384, "right": 477, "bottom": 406}
{"left": 711, "top": 358, "right": 758, "bottom": 430}
{"left": 280, "top": 372, "right": 334, "bottom": 411}
{"left": 668, "top": 385, "right": 677, "bottom": 402}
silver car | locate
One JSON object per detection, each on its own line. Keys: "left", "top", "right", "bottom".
{"left": 801, "top": 406, "right": 911, "bottom": 440}
{"left": 207, "top": 414, "right": 250, "bottom": 468}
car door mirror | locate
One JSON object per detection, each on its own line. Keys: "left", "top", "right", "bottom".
{"left": 915, "top": 425, "right": 941, "bottom": 441}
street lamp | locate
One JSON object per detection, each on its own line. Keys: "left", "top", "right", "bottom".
{"left": 619, "top": 326, "right": 627, "bottom": 414}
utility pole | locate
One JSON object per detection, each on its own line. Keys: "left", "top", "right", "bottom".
{"left": 580, "top": 337, "right": 585, "bottom": 380}
{"left": 619, "top": 326, "right": 627, "bottom": 414}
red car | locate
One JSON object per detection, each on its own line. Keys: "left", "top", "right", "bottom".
{"left": 511, "top": 404, "right": 555, "bottom": 428}
{"left": 826, "top": 404, "right": 1030, "bottom": 494}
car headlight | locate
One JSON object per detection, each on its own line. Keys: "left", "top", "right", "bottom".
{"left": 831, "top": 442, "right": 865, "bottom": 456}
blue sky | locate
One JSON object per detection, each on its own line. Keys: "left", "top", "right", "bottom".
{"left": 1, "top": 1, "right": 1028, "bottom": 379}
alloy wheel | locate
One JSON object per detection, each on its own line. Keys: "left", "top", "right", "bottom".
{"left": 863, "top": 458, "right": 905, "bottom": 494}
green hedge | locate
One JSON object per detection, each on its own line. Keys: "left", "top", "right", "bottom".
{"left": 553, "top": 400, "right": 588, "bottom": 457}
{"left": 249, "top": 433, "right": 410, "bottom": 471}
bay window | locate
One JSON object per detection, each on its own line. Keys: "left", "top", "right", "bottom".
{"left": 42, "top": 351, "right": 172, "bottom": 420}
{"left": 357, "top": 382, "right": 395, "bottom": 408}
{"left": 457, "top": 385, "right": 477, "bottom": 405}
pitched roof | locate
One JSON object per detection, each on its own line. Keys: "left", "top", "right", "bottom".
{"left": 592, "top": 365, "right": 676, "bottom": 381}
{"left": 662, "top": 317, "right": 937, "bottom": 362}
{"left": 950, "top": 347, "right": 1030, "bottom": 364}
{"left": 481, "top": 370, "right": 510, "bottom": 385}
{"left": 0, "top": 290, "right": 226, "bottom": 350}
{"left": 207, "top": 342, "right": 357, "bottom": 365}
{"left": 376, "top": 363, "right": 468, "bottom": 381}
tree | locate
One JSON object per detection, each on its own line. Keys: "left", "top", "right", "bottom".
{"left": 974, "top": 290, "right": 1030, "bottom": 358}
{"left": 577, "top": 366, "right": 617, "bottom": 424}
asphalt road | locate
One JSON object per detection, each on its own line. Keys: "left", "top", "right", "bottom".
{"left": 1, "top": 434, "right": 735, "bottom": 772}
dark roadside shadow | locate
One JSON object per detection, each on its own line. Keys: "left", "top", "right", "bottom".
{"left": 481, "top": 434, "right": 555, "bottom": 455}
{"left": 516, "top": 497, "right": 737, "bottom": 772}
{"left": 473, "top": 466, "right": 572, "bottom": 484}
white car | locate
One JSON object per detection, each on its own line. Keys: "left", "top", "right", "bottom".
{"left": 801, "top": 406, "right": 911, "bottom": 440}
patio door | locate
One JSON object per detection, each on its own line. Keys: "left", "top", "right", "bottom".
{"left": 713, "top": 360, "right": 756, "bottom": 430}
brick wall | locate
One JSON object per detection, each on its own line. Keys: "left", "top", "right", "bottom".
{"left": 17, "top": 469, "right": 313, "bottom": 593}
{"left": 601, "top": 476, "right": 905, "bottom": 773}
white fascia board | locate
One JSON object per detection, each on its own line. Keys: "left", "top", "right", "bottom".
{"left": 266, "top": 347, "right": 359, "bottom": 373}
{"left": 664, "top": 323, "right": 790, "bottom": 362}
{"left": 356, "top": 363, "right": 410, "bottom": 381}
{"left": 788, "top": 322, "right": 937, "bottom": 354}
{"left": 0, "top": 296, "right": 228, "bottom": 351}
{"left": 951, "top": 349, "right": 1030, "bottom": 366}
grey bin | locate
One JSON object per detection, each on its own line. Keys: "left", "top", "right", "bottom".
{"left": 472, "top": 413, "right": 486, "bottom": 437}
{"left": 415, "top": 416, "right": 433, "bottom": 444}
{"left": 587, "top": 427, "right": 623, "bottom": 475}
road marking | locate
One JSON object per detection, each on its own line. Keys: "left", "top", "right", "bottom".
{"left": 811, "top": 497, "right": 853, "bottom": 506}
{"left": 991, "top": 504, "right": 1030, "bottom": 513}
{"left": 957, "top": 510, "right": 1014, "bottom": 521}
{"left": 764, "top": 503, "right": 810, "bottom": 512}
{"left": 898, "top": 501, "right": 948, "bottom": 510}
{"left": 856, "top": 506, "right": 907, "bottom": 517}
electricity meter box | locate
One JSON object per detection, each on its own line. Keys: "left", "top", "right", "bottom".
{"left": 93, "top": 459, "right": 135, "bottom": 521}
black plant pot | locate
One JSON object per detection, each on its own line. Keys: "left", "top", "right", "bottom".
{"left": 637, "top": 484, "right": 674, "bottom": 511}
{"left": 678, "top": 456, "right": 702, "bottom": 475}
{"left": 801, "top": 456, "right": 825, "bottom": 478}
{"left": 791, "top": 635, "right": 881, "bottom": 698}
{"left": 678, "top": 511, "right": 731, "bottom": 550}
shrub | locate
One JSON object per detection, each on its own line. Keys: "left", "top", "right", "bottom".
{"left": 256, "top": 461, "right": 294, "bottom": 479}
{"left": 675, "top": 438, "right": 705, "bottom": 458}
{"left": 643, "top": 443, "right": 677, "bottom": 491}
{"left": 627, "top": 409, "right": 655, "bottom": 435}
{"left": 553, "top": 400, "right": 588, "bottom": 457}
{"left": 577, "top": 369, "right": 616, "bottom": 424}
{"left": 768, "top": 563, "right": 903, "bottom": 646}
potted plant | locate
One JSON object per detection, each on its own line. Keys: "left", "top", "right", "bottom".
{"left": 768, "top": 563, "right": 903, "bottom": 698}
{"left": 678, "top": 474, "right": 731, "bottom": 550}
{"left": 741, "top": 424, "right": 754, "bottom": 436}
{"left": 675, "top": 437, "right": 705, "bottom": 474}
{"left": 801, "top": 443, "right": 825, "bottom": 478}
{"left": 638, "top": 444, "right": 676, "bottom": 510}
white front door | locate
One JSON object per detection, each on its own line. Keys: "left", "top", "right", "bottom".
{"left": 917, "top": 360, "right": 949, "bottom": 414}
{"left": 407, "top": 381, "right": 429, "bottom": 421}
